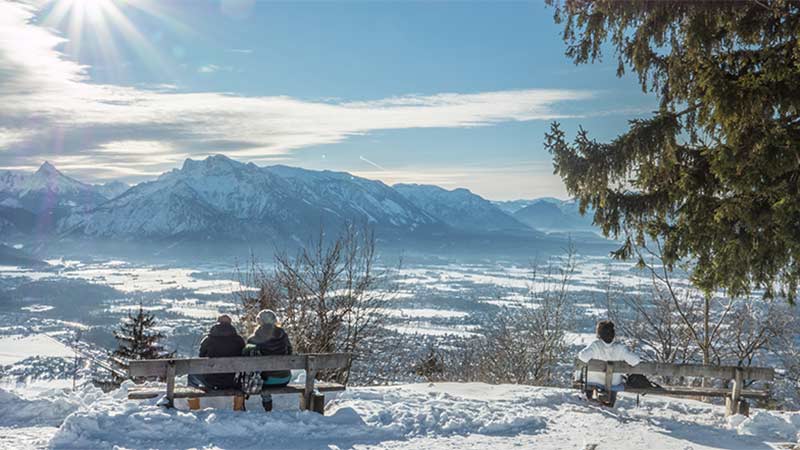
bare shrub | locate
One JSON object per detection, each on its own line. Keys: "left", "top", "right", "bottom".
{"left": 715, "top": 297, "right": 794, "bottom": 369}
{"left": 605, "top": 271, "right": 700, "bottom": 365}
{"left": 607, "top": 240, "right": 798, "bottom": 393}
{"left": 433, "top": 249, "right": 577, "bottom": 386}
{"left": 236, "top": 225, "right": 394, "bottom": 384}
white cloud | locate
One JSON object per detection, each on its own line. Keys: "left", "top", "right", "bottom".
{"left": 198, "top": 64, "right": 231, "bottom": 73}
{"left": 351, "top": 161, "right": 569, "bottom": 201}
{"left": 0, "top": 1, "right": 595, "bottom": 182}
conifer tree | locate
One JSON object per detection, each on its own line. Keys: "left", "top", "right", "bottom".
{"left": 544, "top": 0, "right": 800, "bottom": 302}
{"left": 113, "top": 305, "right": 172, "bottom": 362}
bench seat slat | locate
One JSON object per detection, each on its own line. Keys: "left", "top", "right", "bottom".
{"left": 127, "top": 382, "right": 346, "bottom": 400}
{"left": 578, "top": 360, "right": 774, "bottom": 381}
{"left": 573, "top": 381, "right": 769, "bottom": 399}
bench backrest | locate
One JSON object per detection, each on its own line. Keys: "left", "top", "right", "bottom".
{"left": 577, "top": 359, "right": 774, "bottom": 381}
{"left": 128, "top": 353, "right": 351, "bottom": 378}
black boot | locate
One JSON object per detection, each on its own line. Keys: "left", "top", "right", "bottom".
{"left": 262, "top": 399, "right": 273, "bottom": 412}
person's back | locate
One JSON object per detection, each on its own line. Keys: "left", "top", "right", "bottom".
{"left": 577, "top": 320, "right": 639, "bottom": 404}
{"left": 194, "top": 315, "right": 245, "bottom": 390}
{"left": 243, "top": 309, "right": 293, "bottom": 411}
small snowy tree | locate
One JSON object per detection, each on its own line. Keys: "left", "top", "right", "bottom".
{"left": 112, "top": 306, "right": 172, "bottom": 382}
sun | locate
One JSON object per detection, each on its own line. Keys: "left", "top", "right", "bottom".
{"left": 40, "top": 0, "right": 173, "bottom": 78}
{"left": 67, "top": 0, "right": 115, "bottom": 21}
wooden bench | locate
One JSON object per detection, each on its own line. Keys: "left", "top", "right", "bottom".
{"left": 574, "top": 359, "right": 774, "bottom": 416}
{"left": 127, "top": 353, "right": 350, "bottom": 414}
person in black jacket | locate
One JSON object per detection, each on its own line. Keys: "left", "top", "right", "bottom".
{"left": 189, "top": 315, "right": 245, "bottom": 390}
{"left": 242, "top": 309, "right": 293, "bottom": 411}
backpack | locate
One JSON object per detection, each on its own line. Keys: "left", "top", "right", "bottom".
{"left": 240, "top": 371, "right": 263, "bottom": 395}
{"left": 625, "top": 374, "right": 661, "bottom": 389}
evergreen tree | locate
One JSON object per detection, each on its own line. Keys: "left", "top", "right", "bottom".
{"left": 113, "top": 305, "right": 172, "bottom": 362}
{"left": 544, "top": 0, "right": 800, "bottom": 301}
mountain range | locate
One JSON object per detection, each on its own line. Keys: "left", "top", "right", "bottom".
{"left": 0, "top": 156, "right": 600, "bottom": 249}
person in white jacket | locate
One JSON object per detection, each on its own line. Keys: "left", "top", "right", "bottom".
{"left": 577, "top": 320, "right": 640, "bottom": 405}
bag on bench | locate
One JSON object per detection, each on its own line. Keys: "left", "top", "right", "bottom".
{"left": 625, "top": 374, "right": 661, "bottom": 389}
{"left": 239, "top": 371, "right": 264, "bottom": 396}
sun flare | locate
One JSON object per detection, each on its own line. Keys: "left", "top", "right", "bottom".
{"left": 42, "top": 0, "right": 171, "bottom": 78}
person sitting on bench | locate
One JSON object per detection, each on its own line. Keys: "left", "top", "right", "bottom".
{"left": 189, "top": 314, "right": 246, "bottom": 390}
{"left": 243, "top": 309, "right": 293, "bottom": 412}
{"left": 577, "top": 320, "right": 640, "bottom": 406}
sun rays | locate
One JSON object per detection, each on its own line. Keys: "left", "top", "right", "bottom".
{"left": 40, "top": 0, "right": 173, "bottom": 79}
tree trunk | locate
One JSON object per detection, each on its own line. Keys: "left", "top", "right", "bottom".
{"left": 702, "top": 295, "right": 711, "bottom": 389}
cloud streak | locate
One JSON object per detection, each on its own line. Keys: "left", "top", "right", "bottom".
{"left": 0, "top": 1, "right": 594, "bottom": 182}
{"left": 351, "top": 161, "right": 569, "bottom": 201}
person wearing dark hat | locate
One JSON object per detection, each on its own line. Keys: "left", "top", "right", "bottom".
{"left": 189, "top": 315, "right": 246, "bottom": 391}
{"left": 577, "top": 320, "right": 640, "bottom": 406}
{"left": 242, "top": 309, "right": 293, "bottom": 412}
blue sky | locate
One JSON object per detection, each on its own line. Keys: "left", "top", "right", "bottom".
{"left": 0, "top": 0, "right": 654, "bottom": 200}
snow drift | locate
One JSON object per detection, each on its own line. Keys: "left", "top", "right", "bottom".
{"left": 2, "top": 382, "right": 797, "bottom": 450}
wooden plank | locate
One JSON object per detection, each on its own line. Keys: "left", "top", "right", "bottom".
{"left": 623, "top": 386, "right": 769, "bottom": 399}
{"left": 577, "top": 360, "right": 774, "bottom": 381}
{"left": 128, "top": 353, "right": 351, "bottom": 378}
{"left": 127, "top": 382, "right": 346, "bottom": 400}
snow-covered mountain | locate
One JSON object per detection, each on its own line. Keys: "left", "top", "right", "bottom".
{"left": 394, "top": 183, "right": 531, "bottom": 233}
{"left": 0, "top": 162, "right": 108, "bottom": 214}
{"left": 92, "top": 181, "right": 129, "bottom": 200}
{"left": 500, "top": 198, "right": 596, "bottom": 233}
{"left": 0, "top": 163, "right": 113, "bottom": 235}
{"left": 61, "top": 155, "right": 446, "bottom": 241}
{"left": 493, "top": 198, "right": 560, "bottom": 215}
{"left": 1, "top": 157, "right": 605, "bottom": 246}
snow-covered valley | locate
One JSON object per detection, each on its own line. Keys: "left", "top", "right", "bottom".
{"left": 0, "top": 254, "right": 798, "bottom": 449}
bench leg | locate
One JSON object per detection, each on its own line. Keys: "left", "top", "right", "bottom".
{"left": 727, "top": 397, "right": 750, "bottom": 417}
{"left": 310, "top": 393, "right": 325, "bottom": 415}
{"left": 233, "top": 395, "right": 245, "bottom": 412}
{"left": 164, "top": 361, "right": 176, "bottom": 409}
{"left": 738, "top": 400, "right": 749, "bottom": 417}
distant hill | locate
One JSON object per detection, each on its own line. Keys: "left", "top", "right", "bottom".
{"left": 394, "top": 184, "right": 532, "bottom": 233}
{"left": 498, "top": 198, "right": 597, "bottom": 233}
{"left": 0, "top": 244, "right": 46, "bottom": 267}
{"left": 493, "top": 198, "right": 562, "bottom": 215}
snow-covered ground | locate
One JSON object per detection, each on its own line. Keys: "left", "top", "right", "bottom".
{"left": 1, "top": 381, "right": 798, "bottom": 450}
{"left": 0, "top": 335, "right": 74, "bottom": 366}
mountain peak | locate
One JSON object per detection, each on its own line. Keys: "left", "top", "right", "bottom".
{"left": 36, "top": 161, "right": 60, "bottom": 176}
{"left": 181, "top": 154, "right": 243, "bottom": 173}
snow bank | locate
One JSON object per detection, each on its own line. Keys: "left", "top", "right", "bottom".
{"left": 730, "top": 411, "right": 800, "bottom": 441}
{"left": 49, "top": 382, "right": 551, "bottom": 449}
{"left": 0, "top": 384, "right": 102, "bottom": 427}
{"left": 336, "top": 383, "right": 549, "bottom": 437}
{"left": 3, "top": 382, "right": 795, "bottom": 450}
